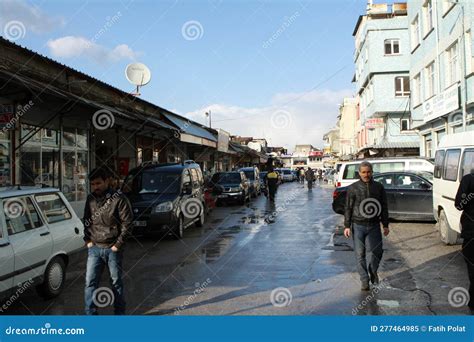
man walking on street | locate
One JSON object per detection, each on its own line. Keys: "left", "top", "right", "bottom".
{"left": 455, "top": 171, "right": 474, "bottom": 308}
{"left": 344, "top": 161, "right": 390, "bottom": 291}
{"left": 266, "top": 167, "right": 279, "bottom": 202}
{"left": 83, "top": 168, "right": 133, "bottom": 315}
{"left": 305, "top": 168, "right": 315, "bottom": 190}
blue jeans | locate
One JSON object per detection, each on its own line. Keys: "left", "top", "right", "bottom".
{"left": 352, "top": 223, "right": 383, "bottom": 282}
{"left": 84, "top": 246, "right": 125, "bottom": 315}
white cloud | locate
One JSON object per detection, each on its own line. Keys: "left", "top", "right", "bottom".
{"left": 47, "top": 36, "right": 139, "bottom": 64}
{"left": 185, "top": 88, "right": 354, "bottom": 152}
{"left": 0, "top": 0, "right": 64, "bottom": 34}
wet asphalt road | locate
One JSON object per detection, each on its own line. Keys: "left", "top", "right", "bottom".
{"left": 3, "top": 182, "right": 472, "bottom": 315}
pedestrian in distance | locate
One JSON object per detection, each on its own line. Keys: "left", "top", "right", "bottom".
{"left": 299, "top": 168, "right": 305, "bottom": 184}
{"left": 305, "top": 168, "right": 315, "bottom": 190}
{"left": 343, "top": 161, "right": 390, "bottom": 291}
{"left": 83, "top": 167, "right": 133, "bottom": 315}
{"left": 455, "top": 171, "right": 474, "bottom": 309}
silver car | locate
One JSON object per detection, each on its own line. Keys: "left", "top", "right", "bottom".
{"left": 0, "top": 187, "right": 84, "bottom": 300}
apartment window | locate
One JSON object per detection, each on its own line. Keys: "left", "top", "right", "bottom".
{"left": 425, "top": 62, "right": 436, "bottom": 99}
{"left": 423, "top": 0, "right": 434, "bottom": 35}
{"left": 446, "top": 42, "right": 459, "bottom": 86}
{"left": 400, "top": 119, "right": 410, "bottom": 131}
{"left": 395, "top": 76, "right": 410, "bottom": 97}
{"left": 411, "top": 15, "right": 420, "bottom": 48}
{"left": 412, "top": 73, "right": 421, "bottom": 105}
{"left": 384, "top": 39, "right": 400, "bottom": 55}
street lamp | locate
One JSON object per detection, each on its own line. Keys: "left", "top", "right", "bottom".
{"left": 205, "top": 110, "right": 212, "bottom": 128}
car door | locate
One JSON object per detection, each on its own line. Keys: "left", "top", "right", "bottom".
{"left": 34, "top": 192, "right": 84, "bottom": 255}
{"left": 373, "top": 174, "right": 396, "bottom": 215}
{"left": 393, "top": 173, "right": 433, "bottom": 219}
{"left": 3, "top": 196, "right": 53, "bottom": 286}
{"left": 0, "top": 209, "right": 14, "bottom": 295}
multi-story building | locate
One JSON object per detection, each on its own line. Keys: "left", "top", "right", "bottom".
{"left": 323, "top": 126, "right": 341, "bottom": 156}
{"left": 338, "top": 97, "right": 358, "bottom": 158}
{"left": 353, "top": 2, "right": 420, "bottom": 158}
{"left": 408, "top": 0, "right": 474, "bottom": 158}
{"left": 289, "top": 144, "right": 324, "bottom": 169}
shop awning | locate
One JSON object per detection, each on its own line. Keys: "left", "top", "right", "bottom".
{"left": 162, "top": 112, "right": 217, "bottom": 144}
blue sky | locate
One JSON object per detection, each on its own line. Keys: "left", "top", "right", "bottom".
{"left": 1, "top": 0, "right": 366, "bottom": 150}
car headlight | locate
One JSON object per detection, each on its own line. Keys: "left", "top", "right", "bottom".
{"left": 155, "top": 201, "right": 173, "bottom": 212}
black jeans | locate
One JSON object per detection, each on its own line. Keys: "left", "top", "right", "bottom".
{"left": 462, "top": 238, "right": 474, "bottom": 307}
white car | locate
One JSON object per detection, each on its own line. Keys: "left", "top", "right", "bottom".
{"left": 335, "top": 157, "right": 434, "bottom": 188}
{"left": 280, "top": 168, "right": 294, "bottom": 182}
{"left": 433, "top": 131, "right": 474, "bottom": 245}
{"left": 0, "top": 187, "right": 84, "bottom": 300}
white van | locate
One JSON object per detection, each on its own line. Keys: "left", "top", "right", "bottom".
{"left": 0, "top": 187, "right": 84, "bottom": 301}
{"left": 433, "top": 131, "right": 474, "bottom": 245}
{"left": 335, "top": 157, "right": 434, "bottom": 188}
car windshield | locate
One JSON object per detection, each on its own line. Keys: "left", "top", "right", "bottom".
{"left": 417, "top": 171, "right": 433, "bottom": 182}
{"left": 211, "top": 173, "right": 241, "bottom": 184}
{"left": 138, "top": 171, "right": 181, "bottom": 194}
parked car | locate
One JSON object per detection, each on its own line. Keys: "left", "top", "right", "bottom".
{"left": 433, "top": 131, "right": 474, "bottom": 244}
{"left": 279, "top": 168, "right": 294, "bottom": 182}
{"left": 335, "top": 157, "right": 434, "bottom": 188}
{"left": 0, "top": 187, "right": 84, "bottom": 300}
{"left": 239, "top": 167, "right": 261, "bottom": 197}
{"left": 122, "top": 162, "right": 206, "bottom": 239}
{"left": 209, "top": 171, "right": 250, "bottom": 205}
{"left": 332, "top": 171, "right": 435, "bottom": 221}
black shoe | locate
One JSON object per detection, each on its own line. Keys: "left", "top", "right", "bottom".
{"left": 361, "top": 281, "right": 370, "bottom": 291}
{"left": 370, "top": 272, "right": 379, "bottom": 285}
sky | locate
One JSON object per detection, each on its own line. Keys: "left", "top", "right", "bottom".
{"left": 0, "top": 0, "right": 366, "bottom": 151}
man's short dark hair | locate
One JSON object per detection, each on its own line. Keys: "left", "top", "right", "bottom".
{"left": 88, "top": 167, "right": 110, "bottom": 181}
{"left": 359, "top": 161, "right": 373, "bottom": 171}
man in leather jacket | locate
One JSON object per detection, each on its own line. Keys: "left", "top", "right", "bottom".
{"left": 344, "top": 161, "right": 390, "bottom": 291}
{"left": 83, "top": 168, "right": 133, "bottom": 315}
{"left": 455, "top": 172, "right": 474, "bottom": 308}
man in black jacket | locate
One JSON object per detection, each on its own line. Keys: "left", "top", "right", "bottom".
{"left": 455, "top": 172, "right": 474, "bottom": 308}
{"left": 83, "top": 168, "right": 133, "bottom": 315}
{"left": 344, "top": 161, "right": 390, "bottom": 291}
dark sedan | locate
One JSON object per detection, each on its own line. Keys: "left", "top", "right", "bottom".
{"left": 332, "top": 172, "right": 435, "bottom": 221}
{"left": 209, "top": 171, "right": 250, "bottom": 205}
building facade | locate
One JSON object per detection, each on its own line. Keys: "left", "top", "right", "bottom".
{"left": 353, "top": 2, "right": 420, "bottom": 158}
{"left": 407, "top": 0, "right": 474, "bottom": 158}
{"left": 338, "top": 97, "right": 358, "bottom": 158}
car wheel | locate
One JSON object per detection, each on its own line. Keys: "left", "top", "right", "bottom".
{"left": 173, "top": 216, "right": 184, "bottom": 240}
{"left": 439, "top": 209, "right": 459, "bottom": 245}
{"left": 195, "top": 205, "right": 205, "bottom": 227}
{"left": 36, "top": 257, "right": 66, "bottom": 299}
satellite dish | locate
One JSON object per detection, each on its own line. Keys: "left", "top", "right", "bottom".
{"left": 125, "top": 63, "right": 151, "bottom": 96}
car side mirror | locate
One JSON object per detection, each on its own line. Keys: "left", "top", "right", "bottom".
{"left": 420, "top": 182, "right": 431, "bottom": 190}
